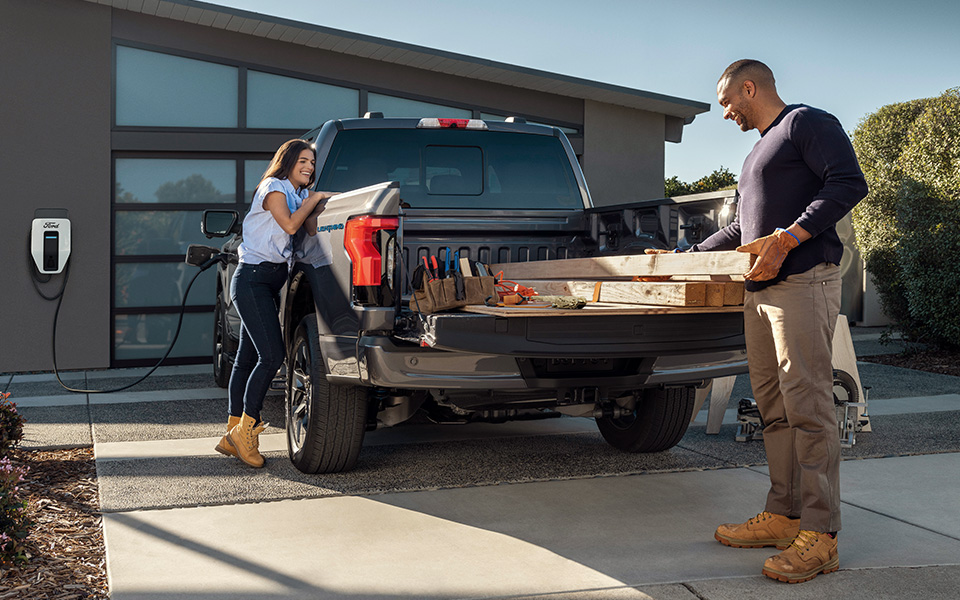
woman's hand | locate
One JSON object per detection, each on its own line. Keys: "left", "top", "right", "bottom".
{"left": 304, "top": 191, "right": 338, "bottom": 236}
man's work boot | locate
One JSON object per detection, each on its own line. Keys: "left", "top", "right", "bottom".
{"left": 762, "top": 529, "right": 839, "bottom": 583}
{"left": 214, "top": 415, "right": 242, "bottom": 457}
{"left": 225, "top": 413, "right": 268, "bottom": 468}
{"left": 715, "top": 511, "right": 800, "bottom": 549}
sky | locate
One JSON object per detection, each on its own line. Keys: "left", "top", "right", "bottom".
{"left": 214, "top": 0, "right": 959, "bottom": 184}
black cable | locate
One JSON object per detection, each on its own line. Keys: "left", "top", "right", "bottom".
{"left": 45, "top": 258, "right": 213, "bottom": 394}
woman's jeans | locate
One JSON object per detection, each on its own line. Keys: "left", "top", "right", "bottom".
{"left": 228, "top": 261, "right": 288, "bottom": 423}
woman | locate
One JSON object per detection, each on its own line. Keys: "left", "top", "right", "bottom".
{"left": 216, "top": 138, "right": 332, "bottom": 467}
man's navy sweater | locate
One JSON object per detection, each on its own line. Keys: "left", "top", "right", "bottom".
{"left": 693, "top": 104, "right": 868, "bottom": 291}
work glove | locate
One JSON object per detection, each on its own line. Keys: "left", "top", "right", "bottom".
{"left": 737, "top": 228, "right": 800, "bottom": 281}
{"left": 643, "top": 248, "right": 681, "bottom": 254}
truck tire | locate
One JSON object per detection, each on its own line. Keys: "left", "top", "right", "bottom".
{"left": 212, "top": 297, "right": 232, "bottom": 389}
{"left": 596, "top": 386, "right": 695, "bottom": 453}
{"left": 286, "top": 315, "right": 368, "bottom": 474}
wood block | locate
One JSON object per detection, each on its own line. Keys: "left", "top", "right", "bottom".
{"left": 723, "top": 282, "right": 745, "bottom": 306}
{"left": 491, "top": 251, "right": 753, "bottom": 280}
{"left": 599, "top": 281, "right": 707, "bottom": 306}
{"left": 705, "top": 283, "right": 725, "bottom": 307}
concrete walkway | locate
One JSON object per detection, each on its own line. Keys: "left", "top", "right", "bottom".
{"left": 4, "top": 327, "right": 960, "bottom": 599}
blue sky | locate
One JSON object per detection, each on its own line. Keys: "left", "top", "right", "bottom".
{"left": 215, "top": 0, "right": 959, "bottom": 184}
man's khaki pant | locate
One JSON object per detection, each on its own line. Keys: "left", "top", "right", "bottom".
{"left": 744, "top": 262, "right": 843, "bottom": 533}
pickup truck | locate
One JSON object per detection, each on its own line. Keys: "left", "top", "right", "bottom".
{"left": 200, "top": 115, "right": 747, "bottom": 474}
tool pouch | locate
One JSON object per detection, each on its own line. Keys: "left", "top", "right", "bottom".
{"left": 409, "top": 272, "right": 495, "bottom": 313}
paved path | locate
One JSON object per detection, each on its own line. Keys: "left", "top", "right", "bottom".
{"left": 5, "top": 329, "right": 960, "bottom": 599}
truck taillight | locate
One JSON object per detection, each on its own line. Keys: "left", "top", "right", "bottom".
{"left": 417, "top": 118, "right": 488, "bottom": 130}
{"left": 344, "top": 215, "right": 399, "bottom": 287}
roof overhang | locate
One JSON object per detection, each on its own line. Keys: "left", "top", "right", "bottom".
{"left": 83, "top": 0, "right": 710, "bottom": 120}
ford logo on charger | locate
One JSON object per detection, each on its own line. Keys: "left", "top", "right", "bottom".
{"left": 44, "top": 221, "right": 60, "bottom": 228}
{"left": 317, "top": 223, "right": 345, "bottom": 233}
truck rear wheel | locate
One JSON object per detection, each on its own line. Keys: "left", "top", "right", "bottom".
{"left": 596, "top": 386, "right": 695, "bottom": 453}
{"left": 286, "top": 315, "right": 368, "bottom": 473}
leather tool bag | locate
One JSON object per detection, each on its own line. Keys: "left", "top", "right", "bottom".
{"left": 409, "top": 265, "right": 495, "bottom": 313}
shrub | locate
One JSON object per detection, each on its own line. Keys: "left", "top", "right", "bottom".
{"left": 0, "top": 456, "right": 31, "bottom": 567}
{"left": 1, "top": 393, "right": 25, "bottom": 455}
{"left": 851, "top": 88, "right": 960, "bottom": 349}
{"left": 665, "top": 166, "right": 738, "bottom": 197}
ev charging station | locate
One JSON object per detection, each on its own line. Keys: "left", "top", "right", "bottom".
{"left": 31, "top": 208, "right": 71, "bottom": 275}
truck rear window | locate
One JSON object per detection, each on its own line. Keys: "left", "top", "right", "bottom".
{"left": 317, "top": 129, "right": 583, "bottom": 209}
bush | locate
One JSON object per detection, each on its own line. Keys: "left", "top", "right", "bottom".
{"left": 851, "top": 88, "right": 960, "bottom": 349}
{"left": 1, "top": 393, "right": 25, "bottom": 455}
{"left": 665, "top": 167, "right": 737, "bottom": 197}
{"left": 0, "top": 457, "right": 31, "bottom": 567}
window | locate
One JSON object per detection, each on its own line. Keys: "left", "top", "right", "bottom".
{"left": 425, "top": 146, "right": 482, "bottom": 195}
{"left": 368, "top": 93, "right": 471, "bottom": 119}
{"left": 115, "top": 159, "right": 236, "bottom": 204}
{"left": 115, "top": 46, "right": 238, "bottom": 127}
{"left": 247, "top": 71, "right": 358, "bottom": 129}
{"left": 318, "top": 129, "right": 582, "bottom": 209}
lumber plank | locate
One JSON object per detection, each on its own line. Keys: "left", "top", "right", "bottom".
{"left": 705, "top": 283, "right": 725, "bottom": 307}
{"left": 460, "top": 303, "right": 744, "bottom": 317}
{"left": 598, "top": 281, "right": 707, "bottom": 306}
{"left": 490, "top": 251, "right": 753, "bottom": 280}
{"left": 515, "top": 280, "right": 745, "bottom": 307}
{"left": 722, "top": 282, "right": 745, "bottom": 306}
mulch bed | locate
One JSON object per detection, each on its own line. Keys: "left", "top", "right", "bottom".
{"left": 0, "top": 447, "right": 108, "bottom": 600}
{"left": 859, "top": 346, "right": 960, "bottom": 378}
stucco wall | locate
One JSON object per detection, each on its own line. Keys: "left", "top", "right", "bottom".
{"left": 0, "top": 0, "right": 112, "bottom": 372}
{"left": 582, "top": 100, "right": 664, "bottom": 207}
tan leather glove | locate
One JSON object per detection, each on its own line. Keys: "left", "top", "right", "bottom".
{"left": 737, "top": 228, "right": 800, "bottom": 281}
{"left": 643, "top": 248, "right": 679, "bottom": 255}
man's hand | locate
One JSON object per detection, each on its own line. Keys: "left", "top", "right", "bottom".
{"left": 644, "top": 248, "right": 677, "bottom": 255}
{"left": 737, "top": 228, "right": 801, "bottom": 281}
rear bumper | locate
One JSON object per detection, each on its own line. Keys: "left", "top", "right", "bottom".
{"left": 357, "top": 335, "right": 747, "bottom": 391}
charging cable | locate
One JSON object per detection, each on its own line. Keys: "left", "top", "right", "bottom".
{"left": 31, "top": 248, "right": 223, "bottom": 394}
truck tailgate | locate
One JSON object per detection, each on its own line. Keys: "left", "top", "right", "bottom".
{"left": 417, "top": 308, "right": 744, "bottom": 357}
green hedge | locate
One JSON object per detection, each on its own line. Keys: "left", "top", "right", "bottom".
{"left": 851, "top": 88, "right": 960, "bottom": 349}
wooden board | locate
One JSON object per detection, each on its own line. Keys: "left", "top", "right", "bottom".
{"left": 599, "top": 281, "right": 707, "bottom": 307}
{"left": 460, "top": 303, "right": 744, "bottom": 317}
{"left": 511, "top": 280, "right": 746, "bottom": 307}
{"left": 490, "top": 251, "right": 753, "bottom": 280}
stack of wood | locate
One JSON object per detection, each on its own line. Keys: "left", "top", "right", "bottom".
{"left": 463, "top": 251, "right": 754, "bottom": 316}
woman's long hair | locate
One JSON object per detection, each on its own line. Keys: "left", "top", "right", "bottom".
{"left": 260, "top": 139, "right": 316, "bottom": 191}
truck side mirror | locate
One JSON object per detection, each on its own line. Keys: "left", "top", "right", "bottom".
{"left": 201, "top": 210, "right": 240, "bottom": 238}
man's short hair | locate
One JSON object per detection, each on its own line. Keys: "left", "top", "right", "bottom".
{"left": 719, "top": 59, "right": 776, "bottom": 90}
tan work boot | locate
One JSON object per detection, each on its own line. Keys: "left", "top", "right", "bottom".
{"left": 715, "top": 511, "right": 800, "bottom": 549}
{"left": 762, "top": 529, "right": 839, "bottom": 583}
{"left": 225, "top": 413, "right": 268, "bottom": 468}
{"left": 214, "top": 415, "right": 242, "bottom": 457}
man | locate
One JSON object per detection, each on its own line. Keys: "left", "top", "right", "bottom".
{"left": 658, "top": 60, "right": 867, "bottom": 583}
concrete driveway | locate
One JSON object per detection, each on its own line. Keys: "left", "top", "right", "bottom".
{"left": 5, "top": 328, "right": 960, "bottom": 599}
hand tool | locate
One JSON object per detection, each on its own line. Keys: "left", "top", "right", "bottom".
{"left": 431, "top": 256, "right": 441, "bottom": 279}
{"left": 459, "top": 256, "right": 472, "bottom": 275}
{"left": 475, "top": 262, "right": 488, "bottom": 277}
{"left": 443, "top": 247, "right": 452, "bottom": 278}
{"left": 422, "top": 256, "right": 437, "bottom": 281}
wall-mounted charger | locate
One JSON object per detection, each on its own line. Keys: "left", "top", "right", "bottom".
{"left": 31, "top": 208, "right": 71, "bottom": 274}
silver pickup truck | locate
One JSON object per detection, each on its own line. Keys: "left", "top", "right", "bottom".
{"left": 201, "top": 115, "right": 747, "bottom": 473}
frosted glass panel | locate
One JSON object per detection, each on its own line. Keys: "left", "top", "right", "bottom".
{"left": 115, "top": 159, "right": 235, "bottom": 204}
{"left": 114, "top": 312, "right": 213, "bottom": 360}
{"left": 116, "top": 46, "right": 238, "bottom": 127}
{"left": 368, "top": 93, "right": 471, "bottom": 119}
{"left": 115, "top": 211, "right": 206, "bottom": 256}
{"left": 115, "top": 263, "right": 216, "bottom": 307}
{"left": 247, "top": 71, "right": 358, "bottom": 129}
